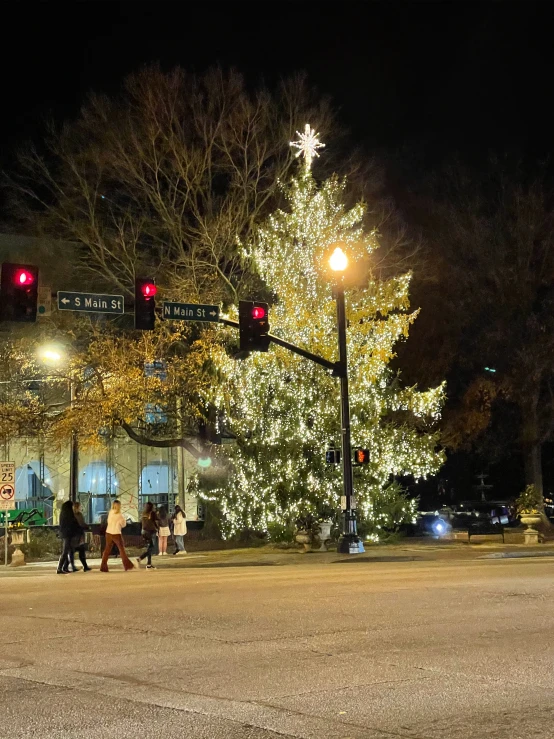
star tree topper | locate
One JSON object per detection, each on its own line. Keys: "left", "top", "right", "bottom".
{"left": 290, "top": 124, "right": 325, "bottom": 170}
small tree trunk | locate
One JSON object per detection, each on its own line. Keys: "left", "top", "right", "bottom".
{"left": 521, "top": 391, "right": 544, "bottom": 502}
{"left": 524, "top": 442, "right": 543, "bottom": 498}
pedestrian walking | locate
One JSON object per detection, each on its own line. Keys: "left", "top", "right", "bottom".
{"left": 157, "top": 505, "right": 170, "bottom": 556}
{"left": 57, "top": 500, "right": 81, "bottom": 575}
{"left": 99, "top": 500, "right": 134, "bottom": 572}
{"left": 136, "top": 501, "right": 158, "bottom": 569}
{"left": 72, "top": 501, "right": 91, "bottom": 571}
{"left": 151, "top": 504, "right": 160, "bottom": 555}
{"left": 172, "top": 505, "right": 187, "bottom": 555}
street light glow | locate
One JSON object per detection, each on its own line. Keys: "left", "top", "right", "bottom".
{"left": 329, "top": 246, "right": 348, "bottom": 272}
{"left": 38, "top": 344, "right": 65, "bottom": 366}
{"left": 42, "top": 349, "right": 62, "bottom": 363}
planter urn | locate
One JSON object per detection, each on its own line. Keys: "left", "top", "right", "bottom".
{"left": 295, "top": 530, "right": 311, "bottom": 553}
{"left": 520, "top": 513, "right": 542, "bottom": 545}
{"left": 316, "top": 521, "right": 333, "bottom": 551}
{"left": 10, "top": 530, "right": 26, "bottom": 566}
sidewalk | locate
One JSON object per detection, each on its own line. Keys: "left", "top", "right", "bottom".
{"left": 3, "top": 538, "right": 554, "bottom": 575}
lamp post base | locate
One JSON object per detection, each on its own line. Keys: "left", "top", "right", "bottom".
{"left": 337, "top": 534, "right": 365, "bottom": 554}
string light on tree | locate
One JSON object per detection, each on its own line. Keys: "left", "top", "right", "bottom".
{"left": 206, "top": 126, "right": 445, "bottom": 538}
{"left": 290, "top": 124, "right": 325, "bottom": 170}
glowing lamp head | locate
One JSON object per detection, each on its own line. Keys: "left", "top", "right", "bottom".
{"left": 141, "top": 282, "right": 157, "bottom": 298}
{"left": 38, "top": 343, "right": 66, "bottom": 367}
{"left": 42, "top": 349, "right": 62, "bottom": 364}
{"left": 15, "top": 269, "right": 35, "bottom": 286}
{"left": 329, "top": 247, "right": 348, "bottom": 272}
{"left": 251, "top": 306, "right": 266, "bottom": 320}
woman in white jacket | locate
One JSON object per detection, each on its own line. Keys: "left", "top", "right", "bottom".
{"left": 100, "top": 500, "right": 134, "bottom": 572}
{"left": 173, "top": 505, "right": 187, "bottom": 555}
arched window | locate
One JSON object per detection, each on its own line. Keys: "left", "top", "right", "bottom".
{"left": 140, "top": 461, "right": 173, "bottom": 509}
{"left": 80, "top": 461, "right": 118, "bottom": 523}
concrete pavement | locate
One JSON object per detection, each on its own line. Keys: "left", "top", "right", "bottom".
{"left": 2, "top": 555, "right": 554, "bottom": 737}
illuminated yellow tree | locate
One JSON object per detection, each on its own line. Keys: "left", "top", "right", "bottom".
{"left": 209, "top": 128, "right": 445, "bottom": 538}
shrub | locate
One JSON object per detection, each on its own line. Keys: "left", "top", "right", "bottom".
{"left": 25, "top": 528, "right": 62, "bottom": 560}
{"left": 515, "top": 484, "right": 543, "bottom": 515}
{"left": 266, "top": 521, "right": 295, "bottom": 542}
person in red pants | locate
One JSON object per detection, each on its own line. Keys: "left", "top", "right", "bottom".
{"left": 100, "top": 500, "right": 134, "bottom": 572}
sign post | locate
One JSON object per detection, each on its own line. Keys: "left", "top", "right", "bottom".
{"left": 37, "top": 286, "right": 52, "bottom": 316}
{"left": 0, "top": 462, "right": 16, "bottom": 567}
{"left": 57, "top": 291, "right": 125, "bottom": 315}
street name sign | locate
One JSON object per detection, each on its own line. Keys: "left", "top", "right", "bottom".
{"left": 57, "top": 291, "right": 125, "bottom": 315}
{"left": 0, "top": 462, "right": 15, "bottom": 511}
{"left": 163, "top": 302, "right": 220, "bottom": 322}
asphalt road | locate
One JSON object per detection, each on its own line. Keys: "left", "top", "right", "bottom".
{"left": 1, "top": 556, "right": 554, "bottom": 738}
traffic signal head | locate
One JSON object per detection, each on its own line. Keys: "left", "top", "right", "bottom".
{"left": 239, "top": 300, "right": 270, "bottom": 352}
{"left": 353, "top": 448, "right": 370, "bottom": 465}
{"left": 0, "top": 263, "right": 39, "bottom": 322}
{"left": 135, "top": 278, "right": 156, "bottom": 330}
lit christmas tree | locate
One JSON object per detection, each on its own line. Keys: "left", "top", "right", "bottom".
{"left": 208, "top": 127, "right": 444, "bottom": 538}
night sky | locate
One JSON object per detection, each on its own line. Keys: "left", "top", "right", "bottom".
{"left": 2, "top": 1, "right": 554, "bottom": 500}
{"left": 2, "top": 1, "right": 554, "bottom": 172}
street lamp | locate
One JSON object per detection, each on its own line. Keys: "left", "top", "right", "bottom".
{"left": 328, "top": 246, "right": 364, "bottom": 554}
{"left": 38, "top": 344, "right": 78, "bottom": 503}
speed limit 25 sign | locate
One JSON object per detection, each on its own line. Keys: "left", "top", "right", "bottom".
{"left": 0, "top": 462, "right": 16, "bottom": 511}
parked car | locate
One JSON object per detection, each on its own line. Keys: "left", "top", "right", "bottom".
{"left": 403, "top": 511, "right": 452, "bottom": 538}
{"left": 452, "top": 501, "right": 516, "bottom": 528}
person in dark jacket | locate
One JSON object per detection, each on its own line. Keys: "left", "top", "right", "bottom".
{"left": 136, "top": 501, "right": 158, "bottom": 569}
{"left": 57, "top": 500, "right": 81, "bottom": 574}
{"left": 71, "top": 501, "right": 91, "bottom": 571}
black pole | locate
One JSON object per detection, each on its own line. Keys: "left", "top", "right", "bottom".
{"left": 335, "top": 283, "right": 362, "bottom": 554}
{"left": 69, "top": 380, "right": 78, "bottom": 503}
{"left": 218, "top": 318, "right": 338, "bottom": 373}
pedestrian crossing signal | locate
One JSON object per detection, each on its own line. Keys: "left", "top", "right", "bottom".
{"left": 326, "top": 448, "right": 341, "bottom": 464}
{"left": 353, "top": 448, "right": 370, "bottom": 465}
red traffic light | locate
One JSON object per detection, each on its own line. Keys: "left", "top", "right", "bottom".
{"left": 135, "top": 278, "right": 156, "bottom": 330}
{"left": 14, "top": 269, "right": 35, "bottom": 286}
{"left": 239, "top": 300, "right": 270, "bottom": 352}
{"left": 141, "top": 282, "right": 157, "bottom": 298}
{"left": 0, "top": 263, "right": 39, "bottom": 323}
{"left": 251, "top": 305, "right": 266, "bottom": 320}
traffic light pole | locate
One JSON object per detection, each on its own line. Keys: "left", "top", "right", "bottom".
{"left": 333, "top": 283, "right": 362, "bottom": 554}
{"left": 219, "top": 318, "right": 338, "bottom": 373}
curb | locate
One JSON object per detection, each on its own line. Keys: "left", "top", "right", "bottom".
{"left": 478, "top": 551, "right": 554, "bottom": 559}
